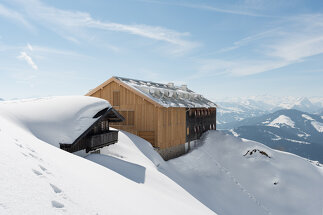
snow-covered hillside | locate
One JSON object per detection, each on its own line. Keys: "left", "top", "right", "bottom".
{"left": 167, "top": 132, "right": 323, "bottom": 215}
{"left": 1, "top": 97, "right": 322, "bottom": 215}
{"left": 0, "top": 97, "right": 213, "bottom": 215}
{"left": 225, "top": 109, "right": 323, "bottom": 163}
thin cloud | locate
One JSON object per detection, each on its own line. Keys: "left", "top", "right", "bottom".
{"left": 27, "top": 43, "right": 33, "bottom": 51}
{"left": 139, "top": 0, "right": 271, "bottom": 17}
{"left": 195, "top": 13, "right": 323, "bottom": 77}
{"left": 265, "top": 14, "right": 323, "bottom": 61}
{"left": 14, "top": 0, "right": 198, "bottom": 54}
{"left": 195, "top": 59, "right": 289, "bottom": 77}
{"left": 0, "top": 3, "right": 33, "bottom": 29}
{"left": 18, "top": 51, "right": 38, "bottom": 70}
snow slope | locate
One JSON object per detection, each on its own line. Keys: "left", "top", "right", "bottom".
{"left": 166, "top": 131, "right": 323, "bottom": 215}
{"left": 1, "top": 97, "right": 322, "bottom": 215}
{"left": 0, "top": 97, "right": 214, "bottom": 215}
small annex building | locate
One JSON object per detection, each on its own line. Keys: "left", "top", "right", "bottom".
{"left": 60, "top": 106, "right": 124, "bottom": 154}
{"left": 86, "top": 76, "right": 217, "bottom": 160}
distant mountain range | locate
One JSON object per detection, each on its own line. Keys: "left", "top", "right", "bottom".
{"left": 223, "top": 109, "right": 323, "bottom": 163}
{"left": 217, "top": 96, "right": 323, "bottom": 126}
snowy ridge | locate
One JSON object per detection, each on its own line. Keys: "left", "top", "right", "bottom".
{"left": 267, "top": 115, "right": 295, "bottom": 128}
{"left": 218, "top": 95, "right": 323, "bottom": 113}
{"left": 224, "top": 109, "right": 323, "bottom": 163}
{"left": 302, "top": 114, "right": 323, "bottom": 133}
{"left": 167, "top": 132, "right": 323, "bottom": 215}
{"left": 311, "top": 121, "right": 323, "bottom": 133}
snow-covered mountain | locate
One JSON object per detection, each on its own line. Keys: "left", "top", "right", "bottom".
{"left": 1, "top": 97, "right": 322, "bottom": 215}
{"left": 217, "top": 101, "right": 270, "bottom": 125}
{"left": 216, "top": 96, "right": 323, "bottom": 127}
{"left": 225, "top": 109, "right": 323, "bottom": 163}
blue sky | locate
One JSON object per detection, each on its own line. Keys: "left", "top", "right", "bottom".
{"left": 1, "top": 0, "right": 323, "bottom": 101}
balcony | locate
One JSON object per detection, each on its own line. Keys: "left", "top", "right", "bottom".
{"left": 87, "top": 130, "right": 119, "bottom": 152}
{"left": 60, "top": 130, "right": 119, "bottom": 153}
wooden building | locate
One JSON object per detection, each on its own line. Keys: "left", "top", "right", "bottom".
{"left": 86, "top": 76, "right": 217, "bottom": 160}
{"left": 60, "top": 106, "right": 124, "bottom": 153}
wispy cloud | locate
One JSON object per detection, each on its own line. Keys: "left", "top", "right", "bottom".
{"left": 216, "top": 29, "right": 280, "bottom": 53}
{"left": 13, "top": 0, "right": 198, "bottom": 54}
{"left": 0, "top": 3, "right": 33, "bottom": 29}
{"left": 195, "top": 13, "right": 323, "bottom": 77}
{"left": 194, "top": 59, "right": 289, "bottom": 77}
{"left": 27, "top": 43, "right": 33, "bottom": 51}
{"left": 139, "top": 0, "right": 271, "bottom": 17}
{"left": 17, "top": 51, "right": 38, "bottom": 70}
{"left": 265, "top": 14, "right": 323, "bottom": 61}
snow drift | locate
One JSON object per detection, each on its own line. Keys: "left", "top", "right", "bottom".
{"left": 0, "top": 97, "right": 213, "bottom": 215}
{"left": 164, "top": 132, "right": 323, "bottom": 215}
{"left": 0, "top": 96, "right": 109, "bottom": 147}
{"left": 0, "top": 96, "right": 322, "bottom": 215}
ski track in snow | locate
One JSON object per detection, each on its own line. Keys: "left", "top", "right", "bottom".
{"left": 200, "top": 136, "right": 272, "bottom": 215}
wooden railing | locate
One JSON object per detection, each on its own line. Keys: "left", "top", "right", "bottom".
{"left": 87, "top": 130, "right": 119, "bottom": 152}
{"left": 60, "top": 130, "right": 119, "bottom": 153}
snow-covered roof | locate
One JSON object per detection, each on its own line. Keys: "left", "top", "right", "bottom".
{"left": 114, "top": 76, "right": 217, "bottom": 108}
{"left": 0, "top": 96, "right": 110, "bottom": 147}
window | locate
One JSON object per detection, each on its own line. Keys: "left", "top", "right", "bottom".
{"left": 113, "top": 91, "right": 120, "bottom": 106}
{"left": 187, "top": 127, "right": 190, "bottom": 135}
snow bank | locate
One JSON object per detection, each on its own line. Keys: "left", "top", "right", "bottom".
{"left": 165, "top": 131, "right": 323, "bottom": 215}
{"left": 0, "top": 97, "right": 214, "bottom": 215}
{"left": 268, "top": 115, "right": 295, "bottom": 128}
{"left": 0, "top": 96, "right": 109, "bottom": 147}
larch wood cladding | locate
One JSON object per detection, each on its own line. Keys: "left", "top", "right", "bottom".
{"left": 86, "top": 77, "right": 216, "bottom": 160}
{"left": 87, "top": 80, "right": 186, "bottom": 149}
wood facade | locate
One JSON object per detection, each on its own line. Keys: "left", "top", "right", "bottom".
{"left": 86, "top": 77, "right": 216, "bottom": 160}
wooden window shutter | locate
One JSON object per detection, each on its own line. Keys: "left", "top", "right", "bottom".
{"left": 113, "top": 91, "right": 120, "bottom": 106}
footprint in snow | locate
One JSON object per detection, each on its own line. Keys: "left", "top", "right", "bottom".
{"left": 14, "top": 142, "right": 23, "bottom": 148}
{"left": 27, "top": 147, "right": 35, "bottom": 153}
{"left": 32, "top": 169, "right": 43, "bottom": 176}
{"left": 50, "top": 184, "right": 62, "bottom": 194}
{"left": 51, "top": 200, "right": 64, "bottom": 208}
{"left": 28, "top": 152, "right": 43, "bottom": 161}
{"left": 39, "top": 164, "right": 47, "bottom": 172}
{"left": 21, "top": 152, "right": 28, "bottom": 157}
{"left": 29, "top": 153, "right": 38, "bottom": 159}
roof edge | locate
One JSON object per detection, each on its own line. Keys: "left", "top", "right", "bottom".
{"left": 85, "top": 76, "right": 163, "bottom": 108}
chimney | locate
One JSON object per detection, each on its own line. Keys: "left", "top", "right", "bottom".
{"left": 167, "top": 82, "right": 175, "bottom": 88}
{"left": 180, "top": 84, "right": 188, "bottom": 91}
